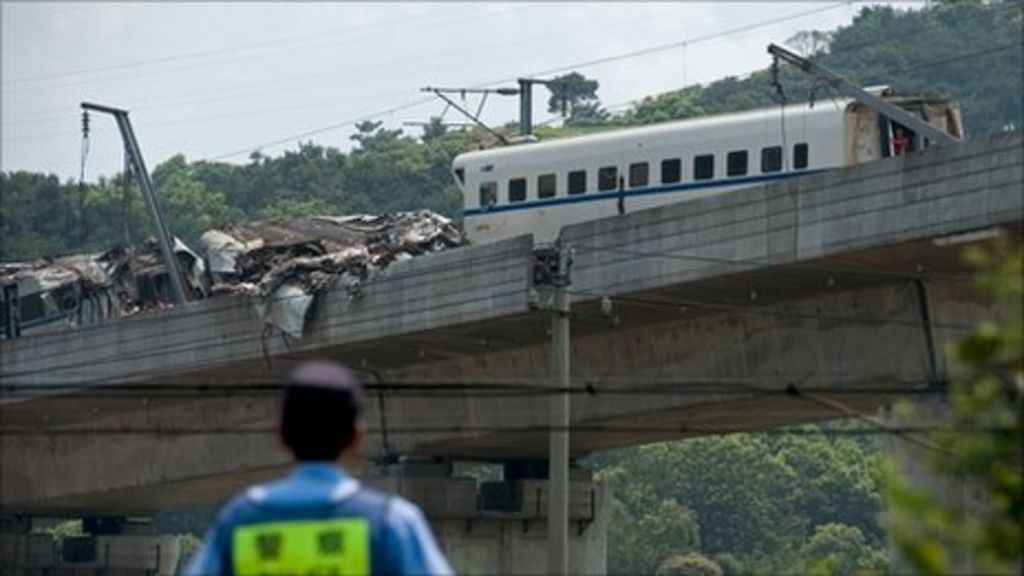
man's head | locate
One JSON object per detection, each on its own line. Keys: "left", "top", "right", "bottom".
{"left": 280, "top": 360, "right": 364, "bottom": 461}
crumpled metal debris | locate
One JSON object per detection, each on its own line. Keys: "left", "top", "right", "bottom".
{"left": 0, "top": 254, "right": 115, "bottom": 333}
{"left": 0, "top": 237, "right": 205, "bottom": 335}
{"left": 200, "top": 210, "right": 465, "bottom": 337}
{"left": 100, "top": 237, "right": 207, "bottom": 315}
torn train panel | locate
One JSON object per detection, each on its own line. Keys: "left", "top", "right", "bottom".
{"left": 199, "top": 210, "right": 466, "bottom": 337}
{"left": 101, "top": 237, "right": 207, "bottom": 313}
{"left": 0, "top": 238, "right": 207, "bottom": 338}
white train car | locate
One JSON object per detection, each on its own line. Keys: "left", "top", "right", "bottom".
{"left": 453, "top": 92, "right": 962, "bottom": 245}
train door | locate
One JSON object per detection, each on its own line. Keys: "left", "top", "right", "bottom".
{"left": 879, "top": 112, "right": 924, "bottom": 158}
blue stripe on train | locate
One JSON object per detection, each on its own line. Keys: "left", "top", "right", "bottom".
{"left": 463, "top": 169, "right": 824, "bottom": 217}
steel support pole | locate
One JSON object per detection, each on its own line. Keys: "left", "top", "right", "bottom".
{"left": 115, "top": 113, "right": 189, "bottom": 306}
{"left": 519, "top": 78, "right": 533, "bottom": 137}
{"left": 548, "top": 249, "right": 570, "bottom": 575}
{"left": 82, "top": 102, "right": 189, "bottom": 306}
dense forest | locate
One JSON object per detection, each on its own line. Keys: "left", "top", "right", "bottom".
{"left": 589, "top": 424, "right": 890, "bottom": 575}
{"left": 2, "top": 1, "right": 1021, "bottom": 262}
{"left": 4, "top": 3, "right": 1022, "bottom": 574}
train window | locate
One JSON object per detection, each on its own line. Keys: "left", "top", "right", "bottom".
{"left": 793, "top": 143, "right": 809, "bottom": 169}
{"left": 568, "top": 170, "right": 587, "bottom": 195}
{"left": 693, "top": 155, "right": 714, "bottom": 180}
{"left": 727, "top": 151, "right": 748, "bottom": 177}
{"left": 454, "top": 168, "right": 465, "bottom": 184}
{"left": 661, "top": 159, "right": 681, "bottom": 184}
{"left": 628, "top": 162, "right": 649, "bottom": 188}
{"left": 538, "top": 174, "right": 557, "bottom": 199}
{"left": 508, "top": 178, "right": 527, "bottom": 203}
{"left": 761, "top": 146, "right": 783, "bottom": 173}
{"left": 598, "top": 166, "right": 618, "bottom": 191}
{"left": 479, "top": 181, "right": 498, "bottom": 207}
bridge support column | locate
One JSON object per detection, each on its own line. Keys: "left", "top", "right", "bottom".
{"left": 0, "top": 516, "right": 180, "bottom": 576}
{"left": 367, "top": 459, "right": 609, "bottom": 575}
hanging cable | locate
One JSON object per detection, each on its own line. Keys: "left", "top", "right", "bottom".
{"left": 770, "top": 55, "right": 789, "bottom": 172}
{"left": 121, "top": 144, "right": 133, "bottom": 244}
{"left": 77, "top": 110, "right": 91, "bottom": 244}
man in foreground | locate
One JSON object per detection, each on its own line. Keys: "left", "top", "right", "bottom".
{"left": 186, "top": 360, "right": 454, "bottom": 575}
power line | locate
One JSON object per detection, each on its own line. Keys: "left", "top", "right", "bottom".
{"left": 0, "top": 425, "right": 1009, "bottom": 438}
{"left": 194, "top": 3, "right": 856, "bottom": 162}
{"left": 204, "top": 98, "right": 436, "bottom": 161}
{"left": 2, "top": 4, "right": 482, "bottom": 86}
{"left": 475, "top": 2, "right": 852, "bottom": 89}
{"left": 0, "top": 379, "right": 946, "bottom": 399}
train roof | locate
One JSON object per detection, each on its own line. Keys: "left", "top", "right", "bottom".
{"left": 454, "top": 99, "right": 855, "bottom": 165}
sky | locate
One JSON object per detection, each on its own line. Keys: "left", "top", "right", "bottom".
{"left": 2, "top": 2, "right": 922, "bottom": 181}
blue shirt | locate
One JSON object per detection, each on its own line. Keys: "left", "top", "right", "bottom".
{"left": 185, "top": 463, "right": 453, "bottom": 576}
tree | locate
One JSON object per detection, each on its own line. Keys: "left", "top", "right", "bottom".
{"left": 546, "top": 72, "right": 600, "bottom": 116}
{"left": 151, "top": 155, "right": 229, "bottom": 246}
{"left": 797, "top": 523, "right": 888, "bottom": 575}
{"left": 599, "top": 456, "right": 702, "bottom": 576}
{"left": 884, "top": 240, "right": 1023, "bottom": 574}
{"left": 655, "top": 552, "right": 723, "bottom": 576}
{"left": 625, "top": 86, "right": 706, "bottom": 125}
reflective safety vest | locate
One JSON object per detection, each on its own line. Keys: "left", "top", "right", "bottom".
{"left": 232, "top": 517, "right": 371, "bottom": 575}
{"left": 185, "top": 464, "right": 454, "bottom": 576}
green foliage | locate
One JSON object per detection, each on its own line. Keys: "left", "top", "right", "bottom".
{"left": 560, "top": 0, "right": 1022, "bottom": 136}
{"left": 0, "top": 172, "right": 81, "bottom": 261}
{"left": 885, "top": 240, "right": 1023, "bottom": 574}
{"left": 796, "top": 523, "right": 889, "bottom": 575}
{"left": 590, "top": 426, "right": 890, "bottom": 575}
{"left": 152, "top": 155, "right": 229, "bottom": 247}
{"left": 655, "top": 552, "right": 723, "bottom": 576}
{"left": 37, "top": 519, "right": 83, "bottom": 541}
{"left": 624, "top": 86, "right": 706, "bottom": 125}
{"left": 1, "top": 123, "right": 475, "bottom": 261}
{"left": 546, "top": 72, "right": 600, "bottom": 117}
{"left": 177, "top": 533, "right": 203, "bottom": 566}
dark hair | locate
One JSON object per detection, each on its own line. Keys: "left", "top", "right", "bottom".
{"left": 280, "top": 366, "right": 362, "bottom": 461}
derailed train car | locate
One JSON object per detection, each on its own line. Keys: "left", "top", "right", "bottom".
{"left": 453, "top": 89, "right": 963, "bottom": 245}
{"left": 0, "top": 238, "right": 206, "bottom": 339}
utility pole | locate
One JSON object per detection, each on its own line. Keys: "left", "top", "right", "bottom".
{"left": 767, "top": 43, "right": 957, "bottom": 146}
{"left": 421, "top": 77, "right": 557, "bottom": 142}
{"left": 81, "top": 102, "right": 189, "bottom": 306}
{"left": 517, "top": 78, "right": 557, "bottom": 137}
{"left": 547, "top": 244, "right": 573, "bottom": 574}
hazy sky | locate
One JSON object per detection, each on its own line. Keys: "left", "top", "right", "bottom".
{"left": 2, "top": 2, "right": 920, "bottom": 180}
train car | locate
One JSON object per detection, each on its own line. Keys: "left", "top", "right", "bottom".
{"left": 453, "top": 90, "right": 962, "bottom": 245}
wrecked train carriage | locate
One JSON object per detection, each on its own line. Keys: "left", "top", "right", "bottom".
{"left": 0, "top": 238, "right": 206, "bottom": 339}
{"left": 199, "top": 210, "right": 466, "bottom": 337}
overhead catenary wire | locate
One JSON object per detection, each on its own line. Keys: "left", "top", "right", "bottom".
{"left": 196, "top": 26, "right": 1022, "bottom": 162}
{"left": 0, "top": 425, "right": 1010, "bottom": 438}
{"left": 0, "top": 379, "right": 951, "bottom": 399}
{"left": 196, "top": 2, "right": 858, "bottom": 161}
{"left": 2, "top": 4, "right": 511, "bottom": 87}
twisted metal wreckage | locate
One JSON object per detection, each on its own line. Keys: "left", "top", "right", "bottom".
{"left": 0, "top": 211, "right": 466, "bottom": 339}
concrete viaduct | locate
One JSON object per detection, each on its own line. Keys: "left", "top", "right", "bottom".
{"left": 1, "top": 131, "right": 1021, "bottom": 574}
